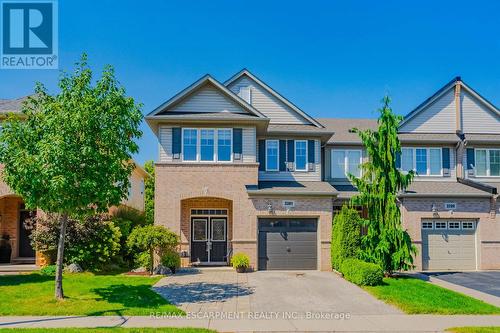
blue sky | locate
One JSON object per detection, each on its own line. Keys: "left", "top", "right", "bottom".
{"left": 1, "top": 0, "right": 499, "bottom": 165}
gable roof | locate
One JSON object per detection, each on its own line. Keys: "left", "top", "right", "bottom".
{"left": 400, "top": 76, "right": 500, "bottom": 128}
{"left": 146, "top": 74, "right": 267, "bottom": 118}
{"left": 0, "top": 96, "right": 30, "bottom": 114}
{"left": 224, "top": 69, "right": 324, "bottom": 128}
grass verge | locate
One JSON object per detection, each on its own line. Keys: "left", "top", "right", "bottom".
{"left": 363, "top": 277, "right": 500, "bottom": 314}
{"left": 0, "top": 272, "right": 183, "bottom": 316}
{"left": 446, "top": 328, "right": 500, "bottom": 333}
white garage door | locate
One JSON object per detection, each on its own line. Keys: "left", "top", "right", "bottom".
{"left": 421, "top": 219, "right": 477, "bottom": 271}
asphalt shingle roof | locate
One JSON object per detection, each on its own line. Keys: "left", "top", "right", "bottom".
{"left": 246, "top": 181, "right": 337, "bottom": 196}
{"left": 318, "top": 118, "right": 378, "bottom": 144}
{"left": 401, "top": 181, "right": 492, "bottom": 197}
{"left": 0, "top": 96, "right": 29, "bottom": 113}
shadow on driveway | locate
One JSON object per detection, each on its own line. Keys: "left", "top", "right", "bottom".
{"left": 154, "top": 282, "right": 254, "bottom": 305}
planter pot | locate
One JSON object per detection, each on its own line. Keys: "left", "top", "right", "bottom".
{"left": 0, "top": 244, "right": 12, "bottom": 263}
{"left": 236, "top": 266, "right": 247, "bottom": 273}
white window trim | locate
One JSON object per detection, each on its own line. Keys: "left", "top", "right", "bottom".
{"left": 331, "top": 149, "right": 362, "bottom": 178}
{"left": 475, "top": 149, "right": 500, "bottom": 178}
{"left": 448, "top": 221, "right": 461, "bottom": 229}
{"left": 181, "top": 128, "right": 233, "bottom": 163}
{"left": 266, "top": 140, "right": 279, "bottom": 171}
{"left": 294, "top": 140, "right": 308, "bottom": 172}
{"left": 422, "top": 221, "right": 434, "bottom": 230}
{"left": 401, "top": 147, "right": 443, "bottom": 176}
{"left": 434, "top": 221, "right": 447, "bottom": 229}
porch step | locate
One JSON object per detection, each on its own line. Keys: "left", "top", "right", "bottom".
{"left": 11, "top": 257, "right": 36, "bottom": 265}
{"left": 0, "top": 264, "right": 38, "bottom": 273}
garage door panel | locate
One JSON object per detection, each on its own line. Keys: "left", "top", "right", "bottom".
{"left": 422, "top": 219, "right": 476, "bottom": 271}
{"left": 258, "top": 218, "right": 317, "bottom": 270}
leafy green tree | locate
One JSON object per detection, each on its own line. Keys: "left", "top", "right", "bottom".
{"left": 127, "top": 225, "right": 179, "bottom": 274}
{"left": 0, "top": 54, "right": 143, "bottom": 299}
{"left": 349, "top": 96, "right": 416, "bottom": 274}
{"left": 144, "top": 160, "right": 155, "bottom": 225}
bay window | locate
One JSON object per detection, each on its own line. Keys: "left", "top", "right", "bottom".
{"left": 331, "top": 149, "right": 361, "bottom": 178}
{"left": 475, "top": 149, "right": 500, "bottom": 177}
{"left": 182, "top": 128, "right": 233, "bottom": 162}
{"left": 266, "top": 140, "right": 279, "bottom": 171}
{"left": 295, "top": 140, "right": 307, "bottom": 171}
{"left": 401, "top": 147, "right": 442, "bottom": 176}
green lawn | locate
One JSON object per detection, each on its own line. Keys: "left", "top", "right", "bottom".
{"left": 0, "top": 273, "right": 183, "bottom": 316}
{"left": 363, "top": 277, "right": 500, "bottom": 314}
{"left": 0, "top": 329, "right": 214, "bottom": 333}
{"left": 446, "top": 328, "right": 500, "bottom": 333}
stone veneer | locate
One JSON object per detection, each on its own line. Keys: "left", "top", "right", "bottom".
{"left": 155, "top": 162, "right": 333, "bottom": 271}
{"left": 400, "top": 197, "right": 500, "bottom": 270}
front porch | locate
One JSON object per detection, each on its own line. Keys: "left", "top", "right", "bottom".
{"left": 0, "top": 196, "right": 36, "bottom": 265}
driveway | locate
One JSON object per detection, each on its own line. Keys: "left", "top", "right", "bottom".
{"left": 426, "top": 271, "right": 500, "bottom": 297}
{"left": 154, "top": 268, "right": 400, "bottom": 315}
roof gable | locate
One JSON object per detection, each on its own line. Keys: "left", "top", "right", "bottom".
{"left": 147, "top": 75, "right": 266, "bottom": 118}
{"left": 399, "top": 77, "right": 500, "bottom": 134}
{"left": 224, "top": 69, "right": 323, "bottom": 127}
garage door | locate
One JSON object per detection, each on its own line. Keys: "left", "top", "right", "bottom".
{"left": 421, "top": 219, "right": 477, "bottom": 271}
{"left": 258, "top": 218, "right": 317, "bottom": 270}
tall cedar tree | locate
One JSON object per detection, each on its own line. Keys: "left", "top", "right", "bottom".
{"left": 0, "top": 54, "right": 143, "bottom": 299}
{"left": 349, "top": 97, "right": 416, "bottom": 274}
{"left": 144, "top": 160, "right": 155, "bottom": 225}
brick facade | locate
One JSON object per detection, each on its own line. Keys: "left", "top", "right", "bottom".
{"left": 401, "top": 197, "right": 500, "bottom": 270}
{"left": 155, "top": 163, "right": 333, "bottom": 271}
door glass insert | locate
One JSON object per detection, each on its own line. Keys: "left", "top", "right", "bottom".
{"left": 192, "top": 219, "right": 207, "bottom": 241}
{"left": 211, "top": 218, "right": 226, "bottom": 241}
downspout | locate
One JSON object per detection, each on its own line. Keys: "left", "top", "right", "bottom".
{"left": 455, "top": 78, "right": 464, "bottom": 179}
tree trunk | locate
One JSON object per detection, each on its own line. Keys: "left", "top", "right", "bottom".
{"left": 55, "top": 213, "right": 68, "bottom": 300}
{"left": 149, "top": 248, "right": 154, "bottom": 275}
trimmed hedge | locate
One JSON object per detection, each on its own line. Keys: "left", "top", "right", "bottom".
{"left": 340, "top": 258, "right": 383, "bottom": 286}
{"left": 331, "top": 205, "right": 362, "bottom": 270}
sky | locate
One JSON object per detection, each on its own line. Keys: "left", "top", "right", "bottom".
{"left": 1, "top": 0, "right": 500, "bottom": 166}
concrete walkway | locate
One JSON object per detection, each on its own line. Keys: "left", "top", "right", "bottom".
{"left": 0, "top": 315, "right": 500, "bottom": 332}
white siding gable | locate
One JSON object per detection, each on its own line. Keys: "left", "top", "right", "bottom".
{"left": 227, "top": 76, "right": 310, "bottom": 125}
{"left": 169, "top": 84, "right": 247, "bottom": 114}
{"left": 399, "top": 89, "right": 456, "bottom": 133}
{"left": 461, "top": 90, "right": 500, "bottom": 134}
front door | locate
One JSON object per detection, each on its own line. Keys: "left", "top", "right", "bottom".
{"left": 190, "top": 217, "right": 227, "bottom": 263}
{"left": 19, "top": 210, "right": 36, "bottom": 258}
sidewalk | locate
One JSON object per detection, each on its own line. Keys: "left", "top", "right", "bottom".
{"left": 1, "top": 315, "right": 500, "bottom": 332}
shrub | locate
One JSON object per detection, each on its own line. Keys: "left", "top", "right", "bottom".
{"left": 28, "top": 214, "right": 121, "bottom": 271}
{"left": 340, "top": 258, "right": 383, "bottom": 286}
{"left": 161, "top": 250, "right": 181, "bottom": 273}
{"left": 40, "top": 264, "right": 57, "bottom": 276}
{"left": 230, "top": 253, "right": 250, "bottom": 269}
{"left": 113, "top": 206, "right": 147, "bottom": 227}
{"left": 127, "top": 225, "right": 179, "bottom": 273}
{"left": 331, "top": 205, "right": 362, "bottom": 270}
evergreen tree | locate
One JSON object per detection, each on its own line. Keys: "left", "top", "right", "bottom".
{"left": 349, "top": 96, "right": 416, "bottom": 274}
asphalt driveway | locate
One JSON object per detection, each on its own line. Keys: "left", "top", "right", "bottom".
{"left": 154, "top": 268, "right": 400, "bottom": 315}
{"left": 426, "top": 271, "right": 500, "bottom": 297}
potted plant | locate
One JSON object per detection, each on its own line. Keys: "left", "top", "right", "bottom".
{"left": 230, "top": 252, "right": 250, "bottom": 273}
{"left": 0, "top": 234, "right": 12, "bottom": 263}
{"left": 161, "top": 250, "right": 181, "bottom": 274}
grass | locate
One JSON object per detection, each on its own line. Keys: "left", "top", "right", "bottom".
{"left": 0, "top": 327, "right": 215, "bottom": 333}
{"left": 363, "top": 277, "right": 500, "bottom": 314}
{"left": 446, "top": 328, "right": 500, "bottom": 333}
{"left": 0, "top": 272, "right": 183, "bottom": 316}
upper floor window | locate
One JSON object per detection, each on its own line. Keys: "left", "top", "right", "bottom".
{"left": 331, "top": 149, "right": 361, "bottom": 178}
{"left": 182, "top": 128, "right": 232, "bottom": 162}
{"left": 266, "top": 140, "right": 279, "bottom": 171}
{"left": 401, "top": 147, "right": 441, "bottom": 176}
{"left": 182, "top": 129, "right": 198, "bottom": 161}
{"left": 295, "top": 140, "right": 307, "bottom": 171}
{"left": 217, "top": 129, "right": 232, "bottom": 162}
{"left": 476, "top": 149, "right": 500, "bottom": 177}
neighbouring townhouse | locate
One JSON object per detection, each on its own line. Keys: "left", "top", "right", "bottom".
{"left": 0, "top": 96, "right": 148, "bottom": 264}
{"left": 147, "top": 71, "right": 500, "bottom": 272}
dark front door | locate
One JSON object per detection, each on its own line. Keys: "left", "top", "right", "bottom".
{"left": 258, "top": 218, "right": 317, "bottom": 270}
{"left": 19, "top": 210, "right": 35, "bottom": 257}
{"left": 190, "top": 216, "right": 227, "bottom": 263}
